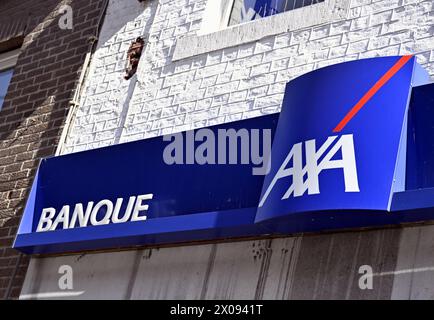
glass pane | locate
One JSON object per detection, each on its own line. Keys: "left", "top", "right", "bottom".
{"left": 228, "top": 0, "right": 324, "bottom": 26}
{"left": 0, "top": 68, "right": 14, "bottom": 110}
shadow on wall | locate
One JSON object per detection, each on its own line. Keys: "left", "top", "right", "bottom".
{"left": 61, "top": 0, "right": 158, "bottom": 150}
{"left": 0, "top": 0, "right": 107, "bottom": 299}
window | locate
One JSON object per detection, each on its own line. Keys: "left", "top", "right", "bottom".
{"left": 228, "top": 0, "right": 325, "bottom": 26}
{"left": 0, "top": 68, "right": 14, "bottom": 110}
{"left": 0, "top": 48, "right": 19, "bottom": 111}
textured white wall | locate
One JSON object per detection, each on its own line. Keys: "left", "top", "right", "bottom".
{"left": 62, "top": 0, "right": 434, "bottom": 154}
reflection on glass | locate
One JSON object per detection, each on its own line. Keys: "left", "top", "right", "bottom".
{"left": 0, "top": 68, "right": 14, "bottom": 111}
{"left": 228, "top": 0, "right": 324, "bottom": 26}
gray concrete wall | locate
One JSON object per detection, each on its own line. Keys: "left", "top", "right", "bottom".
{"left": 20, "top": 225, "right": 434, "bottom": 300}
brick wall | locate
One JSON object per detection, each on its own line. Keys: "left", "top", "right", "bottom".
{"left": 0, "top": 0, "right": 106, "bottom": 299}
{"left": 62, "top": 0, "right": 434, "bottom": 154}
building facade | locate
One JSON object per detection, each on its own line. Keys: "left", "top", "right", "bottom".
{"left": 0, "top": 0, "right": 110, "bottom": 299}
{"left": 2, "top": 0, "right": 434, "bottom": 299}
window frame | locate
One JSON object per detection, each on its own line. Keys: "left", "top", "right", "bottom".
{"left": 0, "top": 48, "right": 20, "bottom": 110}
{"left": 172, "top": 0, "right": 349, "bottom": 61}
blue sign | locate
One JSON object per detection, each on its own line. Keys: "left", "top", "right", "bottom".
{"left": 14, "top": 57, "right": 434, "bottom": 255}
{"left": 256, "top": 56, "right": 415, "bottom": 222}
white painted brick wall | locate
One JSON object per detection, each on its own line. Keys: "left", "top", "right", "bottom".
{"left": 62, "top": 0, "right": 434, "bottom": 154}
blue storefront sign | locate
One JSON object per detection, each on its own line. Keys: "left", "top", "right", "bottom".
{"left": 14, "top": 56, "right": 434, "bottom": 254}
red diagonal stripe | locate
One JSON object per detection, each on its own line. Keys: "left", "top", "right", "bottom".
{"left": 333, "top": 55, "right": 413, "bottom": 133}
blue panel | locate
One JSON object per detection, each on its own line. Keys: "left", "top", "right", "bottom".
{"left": 391, "top": 188, "right": 434, "bottom": 212}
{"left": 14, "top": 208, "right": 260, "bottom": 254}
{"left": 256, "top": 56, "right": 415, "bottom": 223}
{"left": 229, "top": 0, "right": 324, "bottom": 25}
{"left": 31, "top": 114, "right": 278, "bottom": 232}
{"left": 15, "top": 114, "right": 278, "bottom": 254}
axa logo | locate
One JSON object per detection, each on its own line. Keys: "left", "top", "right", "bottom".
{"left": 258, "top": 134, "right": 360, "bottom": 207}
{"left": 258, "top": 55, "right": 414, "bottom": 208}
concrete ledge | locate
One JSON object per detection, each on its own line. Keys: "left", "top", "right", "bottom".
{"left": 173, "top": 0, "right": 350, "bottom": 61}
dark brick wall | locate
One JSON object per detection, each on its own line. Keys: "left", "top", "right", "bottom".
{"left": 0, "top": 0, "right": 106, "bottom": 299}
